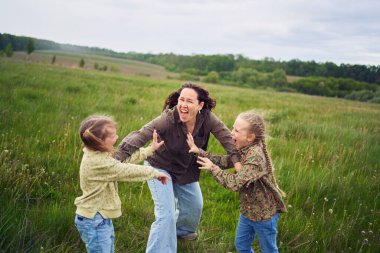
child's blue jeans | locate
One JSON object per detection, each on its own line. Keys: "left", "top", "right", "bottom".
{"left": 235, "top": 212, "right": 279, "bottom": 253}
{"left": 74, "top": 212, "right": 115, "bottom": 253}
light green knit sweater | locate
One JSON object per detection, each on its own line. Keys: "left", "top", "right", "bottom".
{"left": 74, "top": 146, "right": 160, "bottom": 219}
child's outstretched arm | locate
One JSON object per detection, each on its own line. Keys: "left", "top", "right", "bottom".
{"left": 197, "top": 156, "right": 267, "bottom": 192}
{"left": 187, "top": 132, "right": 233, "bottom": 169}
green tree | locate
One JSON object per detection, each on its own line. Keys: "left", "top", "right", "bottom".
{"left": 203, "top": 71, "right": 219, "bottom": 83}
{"left": 27, "top": 38, "right": 35, "bottom": 55}
{"left": 4, "top": 43, "right": 13, "bottom": 57}
{"left": 51, "top": 55, "right": 56, "bottom": 64}
{"left": 79, "top": 58, "right": 85, "bottom": 68}
{"left": 272, "top": 69, "right": 288, "bottom": 87}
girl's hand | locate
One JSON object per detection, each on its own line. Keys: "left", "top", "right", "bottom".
{"left": 156, "top": 172, "right": 171, "bottom": 185}
{"left": 187, "top": 132, "right": 200, "bottom": 154}
{"left": 197, "top": 156, "right": 215, "bottom": 171}
{"left": 151, "top": 129, "right": 164, "bottom": 152}
{"left": 234, "top": 162, "right": 243, "bottom": 173}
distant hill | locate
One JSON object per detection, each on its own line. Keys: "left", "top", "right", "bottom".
{"left": 1, "top": 33, "right": 379, "bottom": 103}
{"left": 1, "top": 33, "right": 379, "bottom": 84}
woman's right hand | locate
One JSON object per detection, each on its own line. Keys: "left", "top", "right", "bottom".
{"left": 186, "top": 132, "right": 200, "bottom": 154}
{"left": 156, "top": 172, "right": 171, "bottom": 185}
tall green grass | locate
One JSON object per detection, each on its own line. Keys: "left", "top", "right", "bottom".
{"left": 1, "top": 59, "right": 379, "bottom": 252}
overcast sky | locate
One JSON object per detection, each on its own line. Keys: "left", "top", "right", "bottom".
{"left": 2, "top": 0, "right": 380, "bottom": 65}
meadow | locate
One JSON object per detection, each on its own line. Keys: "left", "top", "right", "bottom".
{"left": 0, "top": 56, "right": 379, "bottom": 253}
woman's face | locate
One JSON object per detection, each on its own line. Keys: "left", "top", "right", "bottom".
{"left": 231, "top": 117, "right": 255, "bottom": 149}
{"left": 177, "top": 88, "right": 204, "bottom": 124}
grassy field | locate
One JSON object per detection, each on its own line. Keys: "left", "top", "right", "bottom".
{"left": 0, "top": 56, "right": 379, "bottom": 253}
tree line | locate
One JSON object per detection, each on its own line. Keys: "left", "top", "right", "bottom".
{"left": 124, "top": 53, "right": 380, "bottom": 85}
{"left": 1, "top": 33, "right": 379, "bottom": 84}
{"left": 1, "top": 33, "right": 379, "bottom": 103}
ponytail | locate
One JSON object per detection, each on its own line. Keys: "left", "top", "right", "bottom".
{"left": 79, "top": 115, "right": 116, "bottom": 152}
{"left": 262, "top": 139, "right": 286, "bottom": 198}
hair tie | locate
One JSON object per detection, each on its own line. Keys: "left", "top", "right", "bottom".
{"left": 83, "top": 128, "right": 92, "bottom": 137}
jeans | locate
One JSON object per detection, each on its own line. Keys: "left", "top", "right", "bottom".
{"left": 145, "top": 164, "right": 203, "bottom": 253}
{"left": 235, "top": 213, "right": 279, "bottom": 253}
{"left": 74, "top": 213, "right": 115, "bottom": 253}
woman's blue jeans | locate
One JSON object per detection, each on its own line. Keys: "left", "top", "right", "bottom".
{"left": 235, "top": 213, "right": 279, "bottom": 253}
{"left": 145, "top": 165, "right": 203, "bottom": 253}
{"left": 74, "top": 212, "right": 115, "bottom": 253}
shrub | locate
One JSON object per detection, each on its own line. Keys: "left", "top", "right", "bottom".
{"left": 203, "top": 71, "right": 220, "bottom": 83}
{"left": 79, "top": 58, "right": 85, "bottom": 68}
{"left": 4, "top": 43, "right": 13, "bottom": 57}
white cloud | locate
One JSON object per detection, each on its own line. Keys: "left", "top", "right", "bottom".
{"left": 1, "top": 0, "right": 379, "bottom": 65}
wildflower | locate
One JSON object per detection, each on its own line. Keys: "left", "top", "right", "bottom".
{"left": 368, "top": 230, "right": 373, "bottom": 236}
{"left": 324, "top": 197, "right": 329, "bottom": 202}
{"left": 288, "top": 204, "right": 292, "bottom": 208}
{"left": 3, "top": 149, "right": 9, "bottom": 153}
{"left": 328, "top": 209, "right": 333, "bottom": 214}
{"left": 363, "top": 238, "right": 369, "bottom": 244}
{"left": 361, "top": 230, "right": 366, "bottom": 236}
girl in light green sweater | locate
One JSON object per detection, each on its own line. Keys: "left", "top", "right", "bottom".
{"left": 74, "top": 115, "right": 169, "bottom": 253}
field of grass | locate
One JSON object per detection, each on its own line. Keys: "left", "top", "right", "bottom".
{"left": 0, "top": 57, "right": 379, "bottom": 253}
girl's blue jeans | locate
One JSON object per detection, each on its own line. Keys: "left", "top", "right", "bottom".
{"left": 74, "top": 212, "right": 115, "bottom": 253}
{"left": 235, "top": 212, "right": 279, "bottom": 253}
{"left": 145, "top": 164, "right": 203, "bottom": 253}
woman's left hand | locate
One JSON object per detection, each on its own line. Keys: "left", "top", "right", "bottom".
{"left": 197, "top": 156, "right": 215, "bottom": 170}
{"left": 187, "top": 132, "right": 200, "bottom": 154}
{"left": 151, "top": 129, "right": 164, "bottom": 152}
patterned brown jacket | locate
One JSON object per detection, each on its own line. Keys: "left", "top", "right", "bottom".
{"left": 200, "top": 142, "right": 286, "bottom": 221}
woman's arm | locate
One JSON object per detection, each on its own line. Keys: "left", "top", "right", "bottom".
{"left": 115, "top": 114, "right": 168, "bottom": 162}
{"left": 124, "top": 130, "right": 164, "bottom": 164}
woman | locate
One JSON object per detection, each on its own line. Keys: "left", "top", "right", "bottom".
{"left": 115, "top": 82, "right": 241, "bottom": 253}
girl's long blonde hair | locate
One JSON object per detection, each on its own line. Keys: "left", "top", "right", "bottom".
{"left": 238, "top": 111, "right": 286, "bottom": 197}
{"left": 79, "top": 115, "right": 116, "bottom": 152}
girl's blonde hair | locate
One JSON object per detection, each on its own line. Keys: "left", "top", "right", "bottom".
{"left": 238, "top": 111, "right": 286, "bottom": 197}
{"left": 79, "top": 115, "right": 116, "bottom": 152}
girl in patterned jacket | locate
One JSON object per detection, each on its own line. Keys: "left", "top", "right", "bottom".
{"left": 187, "top": 111, "right": 286, "bottom": 253}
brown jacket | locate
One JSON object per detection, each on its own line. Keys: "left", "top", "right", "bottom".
{"left": 115, "top": 106, "right": 240, "bottom": 184}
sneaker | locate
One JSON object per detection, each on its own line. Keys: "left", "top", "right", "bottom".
{"left": 178, "top": 232, "right": 198, "bottom": 241}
